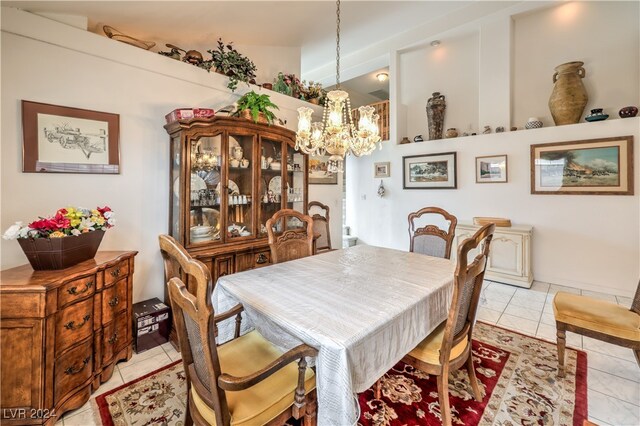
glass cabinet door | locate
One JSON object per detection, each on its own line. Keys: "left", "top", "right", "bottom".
{"left": 258, "top": 138, "right": 284, "bottom": 237}
{"left": 170, "top": 135, "right": 182, "bottom": 241}
{"left": 226, "top": 134, "right": 255, "bottom": 240}
{"left": 285, "top": 144, "right": 307, "bottom": 213}
{"left": 188, "top": 135, "right": 222, "bottom": 245}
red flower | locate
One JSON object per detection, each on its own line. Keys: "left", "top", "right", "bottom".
{"left": 97, "top": 206, "right": 111, "bottom": 215}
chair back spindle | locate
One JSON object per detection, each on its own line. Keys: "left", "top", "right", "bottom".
{"left": 308, "top": 201, "right": 332, "bottom": 252}
{"left": 266, "top": 209, "right": 314, "bottom": 264}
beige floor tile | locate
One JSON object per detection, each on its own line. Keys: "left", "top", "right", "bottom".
{"left": 588, "top": 368, "right": 640, "bottom": 406}
{"left": 529, "top": 281, "right": 550, "bottom": 293}
{"left": 497, "top": 313, "right": 538, "bottom": 336}
{"left": 508, "top": 295, "right": 545, "bottom": 312}
{"left": 535, "top": 323, "right": 582, "bottom": 348}
{"left": 588, "top": 389, "right": 640, "bottom": 426}
{"left": 476, "top": 307, "right": 502, "bottom": 324}
{"left": 583, "top": 336, "right": 638, "bottom": 363}
{"left": 62, "top": 408, "right": 100, "bottom": 426}
{"left": 588, "top": 351, "right": 640, "bottom": 383}
{"left": 503, "top": 304, "right": 542, "bottom": 321}
{"left": 119, "top": 351, "right": 173, "bottom": 383}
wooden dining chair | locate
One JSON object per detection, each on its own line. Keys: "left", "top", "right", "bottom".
{"left": 163, "top": 235, "right": 319, "bottom": 426}
{"left": 377, "top": 223, "right": 494, "bottom": 426}
{"left": 408, "top": 207, "right": 458, "bottom": 259}
{"left": 308, "top": 201, "right": 332, "bottom": 252}
{"left": 266, "top": 209, "right": 314, "bottom": 264}
{"left": 553, "top": 280, "right": 640, "bottom": 377}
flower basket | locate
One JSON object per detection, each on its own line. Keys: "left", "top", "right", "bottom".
{"left": 18, "top": 230, "right": 105, "bottom": 270}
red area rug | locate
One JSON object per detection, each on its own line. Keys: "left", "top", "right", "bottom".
{"left": 95, "top": 322, "right": 587, "bottom": 425}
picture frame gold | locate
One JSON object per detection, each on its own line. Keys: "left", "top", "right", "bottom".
{"left": 374, "top": 161, "right": 390, "bottom": 178}
{"left": 530, "top": 136, "right": 633, "bottom": 195}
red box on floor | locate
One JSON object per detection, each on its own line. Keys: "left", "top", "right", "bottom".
{"left": 133, "top": 298, "right": 171, "bottom": 353}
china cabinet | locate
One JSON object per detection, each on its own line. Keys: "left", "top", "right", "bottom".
{"left": 164, "top": 116, "right": 308, "bottom": 341}
{"left": 452, "top": 222, "right": 533, "bottom": 288}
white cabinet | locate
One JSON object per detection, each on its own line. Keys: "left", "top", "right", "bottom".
{"left": 453, "top": 222, "right": 533, "bottom": 288}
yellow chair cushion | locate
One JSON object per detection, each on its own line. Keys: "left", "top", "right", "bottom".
{"left": 407, "top": 321, "right": 469, "bottom": 366}
{"left": 191, "top": 330, "right": 315, "bottom": 426}
{"left": 553, "top": 292, "right": 640, "bottom": 341}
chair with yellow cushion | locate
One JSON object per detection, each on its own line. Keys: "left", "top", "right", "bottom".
{"left": 161, "top": 235, "right": 318, "bottom": 426}
{"left": 553, "top": 281, "right": 640, "bottom": 378}
{"left": 376, "top": 223, "right": 495, "bottom": 426}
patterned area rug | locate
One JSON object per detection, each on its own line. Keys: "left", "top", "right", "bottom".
{"left": 95, "top": 322, "right": 587, "bottom": 426}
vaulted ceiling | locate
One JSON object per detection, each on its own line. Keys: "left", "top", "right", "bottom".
{"left": 3, "top": 1, "right": 484, "bottom": 72}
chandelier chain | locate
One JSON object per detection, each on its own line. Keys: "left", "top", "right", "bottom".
{"left": 336, "top": 0, "right": 340, "bottom": 88}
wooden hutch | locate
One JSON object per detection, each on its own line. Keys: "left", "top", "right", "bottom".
{"left": 163, "top": 116, "right": 308, "bottom": 340}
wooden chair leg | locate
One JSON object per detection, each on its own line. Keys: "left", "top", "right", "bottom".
{"left": 437, "top": 371, "right": 452, "bottom": 426}
{"left": 556, "top": 325, "right": 566, "bottom": 378}
{"left": 374, "top": 378, "right": 382, "bottom": 399}
{"left": 465, "top": 355, "right": 482, "bottom": 402}
{"left": 303, "top": 393, "right": 318, "bottom": 426}
{"left": 185, "top": 383, "right": 194, "bottom": 426}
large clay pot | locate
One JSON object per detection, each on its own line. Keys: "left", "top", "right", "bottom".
{"left": 426, "top": 92, "right": 446, "bottom": 140}
{"left": 548, "top": 61, "right": 588, "bottom": 125}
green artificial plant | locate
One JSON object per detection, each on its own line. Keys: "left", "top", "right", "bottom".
{"left": 208, "top": 39, "right": 257, "bottom": 92}
{"left": 236, "top": 91, "right": 280, "bottom": 124}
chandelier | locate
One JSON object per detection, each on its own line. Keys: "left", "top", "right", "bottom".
{"left": 296, "top": 0, "right": 382, "bottom": 173}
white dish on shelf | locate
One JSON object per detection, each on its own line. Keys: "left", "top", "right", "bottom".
{"left": 216, "top": 180, "right": 240, "bottom": 195}
{"left": 268, "top": 176, "right": 289, "bottom": 194}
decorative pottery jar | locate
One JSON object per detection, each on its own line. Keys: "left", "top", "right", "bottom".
{"left": 426, "top": 92, "right": 446, "bottom": 140}
{"left": 619, "top": 106, "right": 638, "bottom": 118}
{"left": 585, "top": 108, "right": 609, "bottom": 122}
{"left": 525, "top": 117, "right": 543, "bottom": 129}
{"left": 549, "top": 61, "right": 588, "bottom": 125}
{"left": 413, "top": 135, "right": 424, "bottom": 142}
{"left": 445, "top": 128, "right": 458, "bottom": 138}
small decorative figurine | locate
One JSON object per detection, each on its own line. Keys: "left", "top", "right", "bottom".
{"left": 496, "top": 126, "right": 505, "bottom": 133}
{"left": 510, "top": 126, "right": 518, "bottom": 131}
{"left": 619, "top": 106, "right": 638, "bottom": 118}
{"left": 377, "top": 180, "right": 385, "bottom": 198}
{"left": 525, "top": 117, "right": 543, "bottom": 129}
{"left": 413, "top": 135, "right": 424, "bottom": 142}
{"left": 483, "top": 126, "right": 491, "bottom": 134}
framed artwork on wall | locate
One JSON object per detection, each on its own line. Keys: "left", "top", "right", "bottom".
{"left": 476, "top": 155, "right": 508, "bottom": 183}
{"left": 403, "top": 152, "right": 457, "bottom": 189}
{"left": 531, "top": 136, "right": 633, "bottom": 195}
{"left": 309, "top": 155, "right": 338, "bottom": 185}
{"left": 374, "top": 162, "right": 390, "bottom": 178}
{"left": 22, "top": 100, "right": 120, "bottom": 174}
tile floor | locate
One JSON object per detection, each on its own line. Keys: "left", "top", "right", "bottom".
{"left": 57, "top": 280, "right": 639, "bottom": 426}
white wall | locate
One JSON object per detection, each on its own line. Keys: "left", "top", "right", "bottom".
{"left": 401, "top": 32, "right": 480, "bottom": 138}
{"left": 0, "top": 8, "right": 340, "bottom": 303}
{"left": 347, "top": 1, "right": 640, "bottom": 297}
{"left": 348, "top": 119, "right": 640, "bottom": 297}
{"left": 512, "top": 1, "right": 640, "bottom": 127}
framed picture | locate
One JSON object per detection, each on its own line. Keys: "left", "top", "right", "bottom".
{"left": 374, "top": 162, "right": 390, "bottom": 178}
{"left": 22, "top": 100, "right": 120, "bottom": 174}
{"left": 531, "top": 136, "right": 633, "bottom": 195}
{"left": 309, "top": 155, "right": 337, "bottom": 185}
{"left": 403, "top": 152, "right": 457, "bottom": 189}
{"left": 476, "top": 155, "right": 508, "bottom": 183}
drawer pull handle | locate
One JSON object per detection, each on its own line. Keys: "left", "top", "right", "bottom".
{"left": 67, "top": 281, "right": 94, "bottom": 295}
{"left": 64, "top": 314, "right": 91, "bottom": 330}
{"left": 110, "top": 268, "right": 121, "bottom": 278}
{"left": 108, "top": 296, "right": 119, "bottom": 307}
{"left": 64, "top": 356, "right": 90, "bottom": 375}
{"left": 108, "top": 333, "right": 118, "bottom": 345}
{"left": 256, "top": 253, "right": 268, "bottom": 264}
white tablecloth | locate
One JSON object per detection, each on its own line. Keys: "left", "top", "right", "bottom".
{"left": 212, "top": 245, "right": 455, "bottom": 426}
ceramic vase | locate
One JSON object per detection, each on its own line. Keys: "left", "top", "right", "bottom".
{"left": 548, "top": 61, "right": 588, "bottom": 125}
{"left": 426, "top": 92, "right": 446, "bottom": 140}
{"left": 619, "top": 106, "right": 638, "bottom": 118}
{"left": 445, "top": 128, "right": 458, "bottom": 138}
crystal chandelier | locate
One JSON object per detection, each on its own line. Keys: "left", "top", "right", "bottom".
{"left": 296, "top": 0, "right": 382, "bottom": 173}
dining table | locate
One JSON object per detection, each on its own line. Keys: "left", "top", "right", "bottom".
{"left": 212, "top": 244, "right": 456, "bottom": 426}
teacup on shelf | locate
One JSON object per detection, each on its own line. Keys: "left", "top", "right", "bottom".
{"left": 230, "top": 158, "right": 240, "bottom": 167}
{"left": 240, "top": 158, "right": 250, "bottom": 168}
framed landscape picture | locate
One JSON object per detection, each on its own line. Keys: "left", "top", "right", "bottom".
{"left": 309, "top": 155, "right": 337, "bottom": 184}
{"left": 22, "top": 100, "right": 120, "bottom": 174}
{"left": 374, "top": 161, "right": 390, "bottom": 178}
{"left": 476, "top": 155, "right": 507, "bottom": 183}
{"left": 403, "top": 152, "right": 457, "bottom": 189}
{"left": 531, "top": 136, "right": 633, "bottom": 195}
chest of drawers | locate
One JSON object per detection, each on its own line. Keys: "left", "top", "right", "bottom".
{"left": 0, "top": 251, "right": 137, "bottom": 425}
